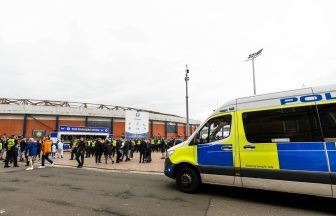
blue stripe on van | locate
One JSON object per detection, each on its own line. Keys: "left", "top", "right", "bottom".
{"left": 277, "top": 142, "right": 329, "bottom": 172}
{"left": 197, "top": 144, "right": 234, "bottom": 167}
{"left": 326, "top": 142, "right": 336, "bottom": 172}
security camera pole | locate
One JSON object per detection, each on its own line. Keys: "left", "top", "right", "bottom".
{"left": 245, "top": 48, "right": 263, "bottom": 95}
{"left": 185, "top": 65, "right": 190, "bottom": 138}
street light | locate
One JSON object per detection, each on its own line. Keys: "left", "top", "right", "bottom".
{"left": 185, "top": 65, "right": 190, "bottom": 138}
{"left": 245, "top": 48, "right": 263, "bottom": 95}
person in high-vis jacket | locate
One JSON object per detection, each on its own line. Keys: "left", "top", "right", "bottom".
{"left": 70, "top": 139, "right": 78, "bottom": 160}
{"left": 85, "top": 140, "right": 91, "bottom": 158}
{"left": 90, "top": 140, "right": 96, "bottom": 157}
{"left": 150, "top": 139, "right": 155, "bottom": 152}
{"left": 156, "top": 139, "right": 161, "bottom": 152}
{"left": 4, "top": 136, "right": 19, "bottom": 168}
{"left": 135, "top": 139, "right": 141, "bottom": 152}
{"left": 112, "top": 139, "right": 117, "bottom": 158}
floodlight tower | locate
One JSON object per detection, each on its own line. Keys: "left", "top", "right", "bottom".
{"left": 185, "top": 65, "right": 190, "bottom": 138}
{"left": 245, "top": 48, "right": 263, "bottom": 95}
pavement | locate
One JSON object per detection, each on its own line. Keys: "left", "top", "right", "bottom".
{"left": 1, "top": 164, "right": 336, "bottom": 216}
{"left": 51, "top": 151, "right": 164, "bottom": 173}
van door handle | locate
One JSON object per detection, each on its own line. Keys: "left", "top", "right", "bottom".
{"left": 243, "top": 145, "right": 255, "bottom": 149}
{"left": 221, "top": 145, "right": 232, "bottom": 151}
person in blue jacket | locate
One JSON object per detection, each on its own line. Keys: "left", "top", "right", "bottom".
{"left": 26, "top": 138, "right": 37, "bottom": 171}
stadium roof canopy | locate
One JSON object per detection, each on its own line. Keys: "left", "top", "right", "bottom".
{"left": 0, "top": 98, "right": 200, "bottom": 124}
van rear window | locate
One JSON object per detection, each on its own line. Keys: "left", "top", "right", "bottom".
{"left": 242, "top": 105, "right": 323, "bottom": 143}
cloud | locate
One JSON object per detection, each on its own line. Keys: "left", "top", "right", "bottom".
{"left": 0, "top": 0, "right": 336, "bottom": 121}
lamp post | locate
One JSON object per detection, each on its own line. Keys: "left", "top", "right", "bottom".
{"left": 245, "top": 48, "right": 263, "bottom": 95}
{"left": 185, "top": 65, "right": 190, "bottom": 138}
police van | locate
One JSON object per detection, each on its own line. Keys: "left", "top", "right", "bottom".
{"left": 164, "top": 84, "right": 336, "bottom": 197}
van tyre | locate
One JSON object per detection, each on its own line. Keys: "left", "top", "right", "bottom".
{"left": 176, "top": 167, "right": 200, "bottom": 193}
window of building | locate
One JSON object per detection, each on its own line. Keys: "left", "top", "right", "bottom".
{"left": 242, "top": 105, "right": 322, "bottom": 143}
{"left": 167, "top": 123, "right": 177, "bottom": 133}
{"left": 87, "top": 121, "right": 111, "bottom": 132}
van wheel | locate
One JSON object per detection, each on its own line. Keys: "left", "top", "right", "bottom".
{"left": 176, "top": 167, "right": 200, "bottom": 193}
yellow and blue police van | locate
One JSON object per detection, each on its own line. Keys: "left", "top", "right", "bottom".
{"left": 164, "top": 84, "right": 336, "bottom": 197}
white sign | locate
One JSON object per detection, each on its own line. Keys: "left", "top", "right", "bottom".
{"left": 125, "top": 110, "right": 149, "bottom": 138}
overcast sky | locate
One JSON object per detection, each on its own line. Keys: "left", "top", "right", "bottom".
{"left": 0, "top": 0, "right": 336, "bottom": 120}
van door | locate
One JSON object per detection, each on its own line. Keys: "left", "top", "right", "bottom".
{"left": 191, "top": 113, "right": 236, "bottom": 186}
{"left": 315, "top": 101, "right": 336, "bottom": 197}
{"left": 238, "top": 105, "right": 332, "bottom": 197}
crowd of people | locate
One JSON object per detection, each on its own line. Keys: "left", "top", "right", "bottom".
{"left": 0, "top": 135, "right": 183, "bottom": 170}
{"left": 0, "top": 135, "right": 56, "bottom": 170}
{"left": 68, "top": 136, "right": 182, "bottom": 167}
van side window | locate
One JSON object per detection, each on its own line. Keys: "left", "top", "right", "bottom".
{"left": 199, "top": 123, "right": 210, "bottom": 144}
{"left": 191, "top": 115, "right": 232, "bottom": 145}
{"left": 317, "top": 103, "right": 336, "bottom": 140}
{"left": 209, "top": 116, "right": 232, "bottom": 142}
{"left": 242, "top": 105, "right": 322, "bottom": 143}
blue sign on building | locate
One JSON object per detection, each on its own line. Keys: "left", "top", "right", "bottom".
{"left": 59, "top": 126, "right": 110, "bottom": 133}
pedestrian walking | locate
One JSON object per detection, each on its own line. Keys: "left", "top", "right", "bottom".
{"left": 116, "top": 139, "right": 122, "bottom": 163}
{"left": 112, "top": 139, "right": 117, "bottom": 158}
{"left": 85, "top": 139, "right": 91, "bottom": 158}
{"left": 139, "top": 139, "right": 146, "bottom": 163}
{"left": 121, "top": 139, "right": 130, "bottom": 162}
{"left": 19, "top": 138, "right": 27, "bottom": 162}
{"left": 160, "top": 138, "right": 166, "bottom": 159}
{"left": 95, "top": 138, "right": 103, "bottom": 164}
{"left": 129, "top": 139, "right": 135, "bottom": 159}
{"left": 76, "top": 137, "right": 85, "bottom": 168}
{"left": 70, "top": 139, "right": 77, "bottom": 160}
{"left": 36, "top": 140, "right": 42, "bottom": 161}
{"left": 103, "top": 139, "right": 114, "bottom": 164}
{"left": 90, "top": 139, "right": 96, "bottom": 157}
{"left": 26, "top": 138, "right": 37, "bottom": 171}
{"left": 146, "top": 140, "right": 152, "bottom": 163}
{"left": 57, "top": 139, "right": 64, "bottom": 158}
{"left": 39, "top": 137, "right": 54, "bottom": 168}
{"left": 51, "top": 143, "right": 56, "bottom": 158}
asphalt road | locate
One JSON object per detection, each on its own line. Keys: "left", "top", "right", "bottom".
{"left": 0, "top": 165, "right": 335, "bottom": 216}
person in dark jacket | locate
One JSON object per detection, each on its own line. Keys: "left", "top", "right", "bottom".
{"left": 129, "top": 140, "right": 135, "bottom": 159}
{"left": 139, "top": 139, "right": 147, "bottom": 163}
{"left": 116, "top": 139, "right": 122, "bottom": 163}
{"left": 146, "top": 140, "right": 152, "bottom": 163}
{"left": 121, "top": 139, "right": 130, "bottom": 162}
{"left": 95, "top": 138, "right": 103, "bottom": 164}
{"left": 19, "top": 138, "right": 27, "bottom": 162}
{"left": 76, "top": 137, "right": 86, "bottom": 168}
{"left": 160, "top": 139, "right": 166, "bottom": 159}
{"left": 103, "top": 139, "right": 114, "bottom": 164}
{"left": 36, "top": 139, "right": 42, "bottom": 161}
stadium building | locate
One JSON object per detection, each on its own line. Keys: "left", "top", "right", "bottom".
{"left": 0, "top": 98, "right": 200, "bottom": 140}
